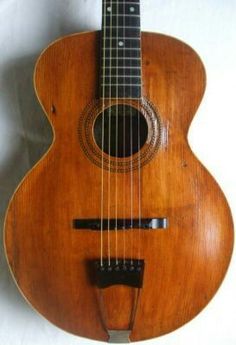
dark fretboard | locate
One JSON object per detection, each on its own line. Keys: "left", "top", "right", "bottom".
{"left": 100, "top": 0, "right": 142, "bottom": 99}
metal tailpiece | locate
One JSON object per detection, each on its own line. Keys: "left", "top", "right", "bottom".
{"left": 108, "top": 330, "right": 131, "bottom": 343}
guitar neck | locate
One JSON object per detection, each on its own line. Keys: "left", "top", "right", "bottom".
{"left": 100, "top": 0, "right": 142, "bottom": 99}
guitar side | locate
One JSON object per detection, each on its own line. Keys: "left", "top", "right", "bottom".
{"left": 4, "top": 31, "right": 234, "bottom": 341}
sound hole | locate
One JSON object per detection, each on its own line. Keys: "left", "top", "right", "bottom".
{"left": 93, "top": 105, "right": 148, "bottom": 158}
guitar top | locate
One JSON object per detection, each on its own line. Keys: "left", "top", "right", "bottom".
{"left": 4, "top": 0, "right": 234, "bottom": 342}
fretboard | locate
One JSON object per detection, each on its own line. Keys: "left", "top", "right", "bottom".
{"left": 100, "top": 0, "right": 142, "bottom": 99}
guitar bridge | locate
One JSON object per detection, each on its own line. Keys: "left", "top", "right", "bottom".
{"left": 73, "top": 218, "right": 168, "bottom": 230}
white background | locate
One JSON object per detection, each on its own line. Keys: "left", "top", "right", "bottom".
{"left": 0, "top": 0, "right": 236, "bottom": 344}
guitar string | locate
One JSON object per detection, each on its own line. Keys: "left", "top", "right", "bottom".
{"left": 115, "top": 0, "right": 119, "bottom": 265}
{"left": 130, "top": 11, "right": 134, "bottom": 266}
{"left": 107, "top": 0, "right": 113, "bottom": 267}
{"left": 138, "top": 1, "right": 142, "bottom": 262}
{"left": 122, "top": 0, "right": 126, "bottom": 265}
{"left": 100, "top": 0, "right": 107, "bottom": 267}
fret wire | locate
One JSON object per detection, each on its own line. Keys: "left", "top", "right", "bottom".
{"left": 102, "top": 56, "right": 141, "bottom": 60}
{"left": 102, "top": 8, "right": 140, "bottom": 14}
{"left": 105, "top": 0, "right": 140, "bottom": 1}
{"left": 102, "top": 66, "right": 141, "bottom": 69}
{"left": 106, "top": 1, "right": 140, "bottom": 2}
{"left": 104, "top": 97, "right": 141, "bottom": 99}
{"left": 102, "top": 48, "right": 140, "bottom": 50}
{"left": 102, "top": 83, "right": 142, "bottom": 86}
{"left": 105, "top": 21, "right": 140, "bottom": 27}
{"left": 104, "top": 14, "right": 140, "bottom": 17}
{"left": 105, "top": 1, "right": 140, "bottom": 3}
{"left": 103, "top": 37, "right": 140, "bottom": 39}
{"left": 104, "top": 75, "right": 141, "bottom": 77}
{"left": 105, "top": 26, "right": 139, "bottom": 28}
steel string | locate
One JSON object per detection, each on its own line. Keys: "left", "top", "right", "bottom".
{"left": 115, "top": 0, "right": 119, "bottom": 265}
{"left": 122, "top": 0, "right": 126, "bottom": 265}
{"left": 129, "top": 3, "right": 134, "bottom": 266}
{"left": 100, "top": 0, "right": 108, "bottom": 267}
{"left": 107, "top": 0, "right": 113, "bottom": 267}
{"left": 138, "top": 1, "right": 142, "bottom": 263}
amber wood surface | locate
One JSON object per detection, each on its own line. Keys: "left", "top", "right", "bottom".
{"left": 4, "top": 32, "right": 234, "bottom": 342}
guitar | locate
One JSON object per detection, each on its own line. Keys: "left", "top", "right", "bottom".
{"left": 4, "top": 0, "right": 234, "bottom": 342}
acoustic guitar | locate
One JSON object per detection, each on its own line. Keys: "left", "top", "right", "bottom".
{"left": 4, "top": 0, "right": 234, "bottom": 342}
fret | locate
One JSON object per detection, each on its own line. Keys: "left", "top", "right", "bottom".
{"left": 105, "top": 15, "right": 140, "bottom": 27}
{"left": 106, "top": 37, "right": 140, "bottom": 40}
{"left": 102, "top": 66, "right": 141, "bottom": 69}
{"left": 103, "top": 26, "right": 140, "bottom": 38}
{"left": 103, "top": 40, "right": 140, "bottom": 49}
{"left": 105, "top": 0, "right": 140, "bottom": 4}
{"left": 102, "top": 84, "right": 142, "bottom": 89}
{"left": 102, "top": 76, "right": 141, "bottom": 84}
{"left": 103, "top": 47, "right": 140, "bottom": 51}
{"left": 102, "top": 85, "right": 141, "bottom": 99}
{"left": 103, "top": 0, "right": 140, "bottom": 6}
{"left": 102, "top": 83, "right": 141, "bottom": 86}
{"left": 105, "top": 26, "right": 140, "bottom": 29}
{"left": 102, "top": 48, "right": 140, "bottom": 50}
{"left": 105, "top": 0, "right": 140, "bottom": 3}
{"left": 102, "top": 59, "right": 141, "bottom": 68}
{"left": 103, "top": 49, "right": 140, "bottom": 58}
{"left": 102, "top": 68, "right": 141, "bottom": 76}
{"left": 104, "top": 14, "right": 140, "bottom": 18}
{"left": 102, "top": 57, "right": 141, "bottom": 61}
{"left": 105, "top": 1, "right": 140, "bottom": 3}
{"left": 102, "top": 57, "right": 141, "bottom": 59}
{"left": 102, "top": 61, "right": 141, "bottom": 70}
{"left": 103, "top": 75, "right": 141, "bottom": 78}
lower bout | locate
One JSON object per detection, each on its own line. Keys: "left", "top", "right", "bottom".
{"left": 5, "top": 230, "right": 233, "bottom": 342}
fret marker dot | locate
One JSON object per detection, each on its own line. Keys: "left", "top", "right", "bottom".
{"left": 119, "top": 41, "right": 124, "bottom": 47}
{"left": 107, "top": 6, "right": 111, "bottom": 12}
{"left": 130, "top": 6, "right": 135, "bottom": 12}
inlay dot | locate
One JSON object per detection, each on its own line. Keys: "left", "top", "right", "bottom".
{"left": 130, "top": 6, "right": 135, "bottom": 12}
{"left": 118, "top": 41, "right": 124, "bottom": 47}
{"left": 107, "top": 6, "right": 111, "bottom": 12}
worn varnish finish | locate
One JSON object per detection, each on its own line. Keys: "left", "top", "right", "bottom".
{"left": 4, "top": 32, "right": 234, "bottom": 341}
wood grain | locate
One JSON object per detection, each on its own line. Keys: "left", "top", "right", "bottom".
{"left": 4, "top": 31, "right": 234, "bottom": 341}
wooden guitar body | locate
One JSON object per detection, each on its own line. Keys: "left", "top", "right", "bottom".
{"left": 4, "top": 32, "right": 234, "bottom": 342}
